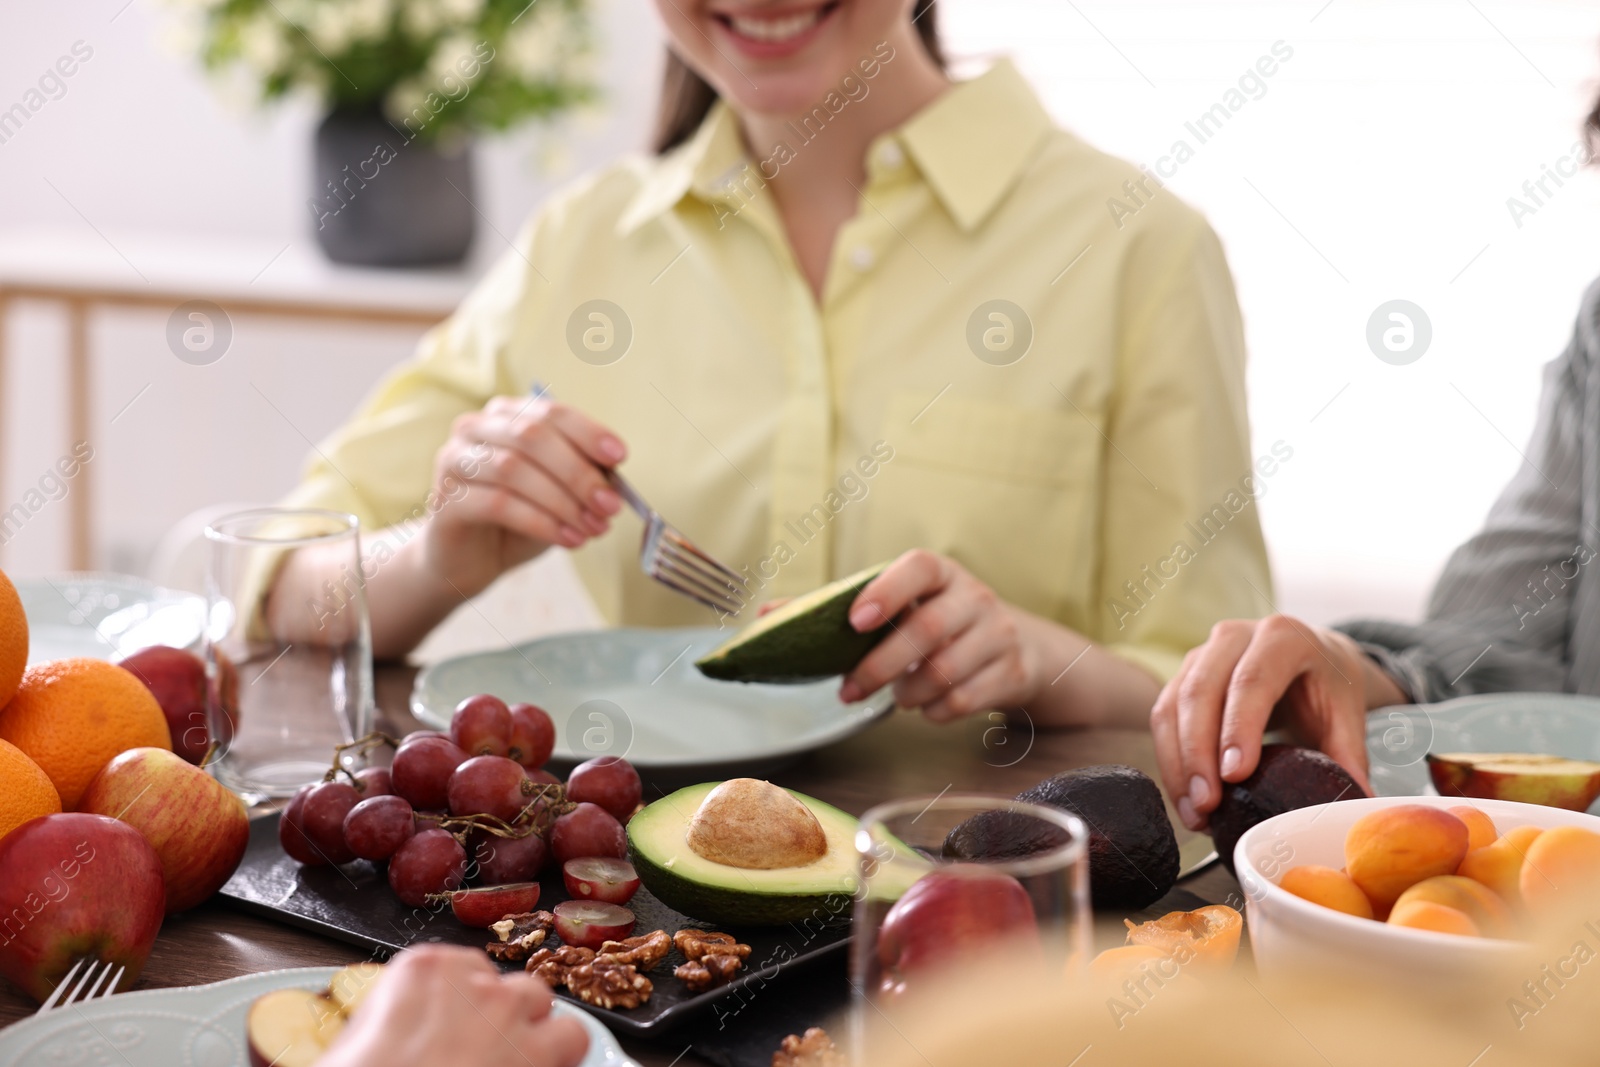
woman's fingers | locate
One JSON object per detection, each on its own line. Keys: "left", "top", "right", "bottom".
{"left": 518, "top": 1014, "right": 590, "bottom": 1067}
{"left": 450, "top": 481, "right": 582, "bottom": 548}
{"left": 1214, "top": 616, "right": 1331, "bottom": 786}
{"left": 1169, "top": 620, "right": 1258, "bottom": 826}
{"left": 842, "top": 574, "right": 978, "bottom": 702}
{"left": 892, "top": 619, "right": 1003, "bottom": 710}
{"left": 848, "top": 549, "right": 949, "bottom": 632}
{"left": 471, "top": 414, "right": 616, "bottom": 526}
{"left": 922, "top": 655, "right": 1021, "bottom": 723}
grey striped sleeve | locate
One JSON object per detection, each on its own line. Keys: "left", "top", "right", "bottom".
{"left": 1337, "top": 280, "right": 1600, "bottom": 703}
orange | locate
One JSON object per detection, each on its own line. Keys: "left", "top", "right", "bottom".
{"left": 0, "top": 658, "right": 171, "bottom": 809}
{"left": 0, "top": 568, "right": 25, "bottom": 708}
{"left": 0, "top": 737, "right": 59, "bottom": 842}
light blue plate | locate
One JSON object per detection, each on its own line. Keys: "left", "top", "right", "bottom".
{"left": 1366, "top": 691, "right": 1600, "bottom": 814}
{"left": 15, "top": 572, "right": 204, "bottom": 664}
{"left": 0, "top": 966, "right": 639, "bottom": 1067}
{"left": 412, "top": 627, "right": 895, "bottom": 773}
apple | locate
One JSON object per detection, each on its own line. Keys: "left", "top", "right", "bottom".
{"left": 1427, "top": 752, "right": 1600, "bottom": 811}
{"left": 245, "top": 964, "right": 382, "bottom": 1067}
{"left": 0, "top": 813, "right": 166, "bottom": 1003}
{"left": 78, "top": 747, "right": 250, "bottom": 913}
{"left": 118, "top": 646, "right": 226, "bottom": 765}
{"left": 876, "top": 864, "right": 1040, "bottom": 999}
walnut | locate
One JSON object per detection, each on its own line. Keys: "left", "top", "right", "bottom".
{"left": 772, "top": 1028, "right": 844, "bottom": 1067}
{"left": 672, "top": 929, "right": 752, "bottom": 962}
{"left": 485, "top": 911, "right": 554, "bottom": 962}
{"left": 597, "top": 930, "right": 671, "bottom": 970}
{"left": 567, "top": 959, "right": 653, "bottom": 1010}
{"left": 674, "top": 952, "right": 743, "bottom": 992}
{"left": 524, "top": 945, "right": 595, "bottom": 988}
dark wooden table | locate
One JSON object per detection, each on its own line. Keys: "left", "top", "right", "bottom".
{"left": 0, "top": 665, "right": 1231, "bottom": 1064}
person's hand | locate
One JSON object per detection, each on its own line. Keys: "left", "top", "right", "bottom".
{"left": 420, "top": 394, "right": 627, "bottom": 595}
{"left": 1149, "top": 615, "right": 1399, "bottom": 831}
{"left": 317, "top": 945, "right": 589, "bottom": 1067}
{"left": 837, "top": 550, "right": 1044, "bottom": 722}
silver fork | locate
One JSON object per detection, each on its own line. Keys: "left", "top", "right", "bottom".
{"left": 529, "top": 384, "right": 747, "bottom": 616}
{"left": 35, "top": 958, "right": 126, "bottom": 1013}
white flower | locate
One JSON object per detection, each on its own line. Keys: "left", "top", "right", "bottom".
{"left": 309, "top": 3, "right": 357, "bottom": 54}
{"left": 504, "top": 14, "right": 564, "bottom": 80}
{"left": 239, "top": 15, "right": 291, "bottom": 76}
{"left": 438, "top": 0, "right": 484, "bottom": 23}
{"left": 346, "top": 0, "right": 394, "bottom": 41}
{"left": 402, "top": 0, "right": 446, "bottom": 38}
{"left": 427, "top": 33, "right": 483, "bottom": 81}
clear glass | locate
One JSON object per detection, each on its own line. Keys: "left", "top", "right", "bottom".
{"left": 852, "top": 795, "right": 1090, "bottom": 1048}
{"left": 203, "top": 507, "right": 373, "bottom": 801}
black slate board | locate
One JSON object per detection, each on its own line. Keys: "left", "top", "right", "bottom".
{"left": 218, "top": 813, "right": 852, "bottom": 1036}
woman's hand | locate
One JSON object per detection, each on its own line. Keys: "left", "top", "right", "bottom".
{"left": 838, "top": 550, "right": 1045, "bottom": 722}
{"left": 317, "top": 945, "right": 589, "bottom": 1067}
{"left": 1150, "top": 615, "right": 1406, "bottom": 831}
{"left": 420, "top": 394, "right": 627, "bottom": 596}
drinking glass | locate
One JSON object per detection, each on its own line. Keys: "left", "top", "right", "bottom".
{"left": 852, "top": 795, "right": 1090, "bottom": 1051}
{"left": 203, "top": 507, "right": 373, "bottom": 800}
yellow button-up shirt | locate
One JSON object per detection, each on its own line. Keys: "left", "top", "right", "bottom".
{"left": 282, "top": 59, "right": 1271, "bottom": 682}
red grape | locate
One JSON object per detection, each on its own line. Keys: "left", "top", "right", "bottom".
{"left": 552, "top": 900, "right": 634, "bottom": 949}
{"left": 451, "top": 694, "right": 512, "bottom": 757}
{"left": 527, "top": 767, "right": 561, "bottom": 786}
{"left": 397, "top": 729, "right": 448, "bottom": 748}
{"left": 343, "top": 794, "right": 415, "bottom": 861}
{"left": 392, "top": 736, "right": 468, "bottom": 810}
{"left": 300, "top": 781, "right": 360, "bottom": 864}
{"left": 565, "top": 757, "right": 641, "bottom": 823}
{"left": 388, "top": 828, "right": 468, "bottom": 907}
{"left": 447, "top": 755, "right": 531, "bottom": 822}
{"left": 472, "top": 829, "right": 548, "bottom": 884}
{"left": 562, "top": 857, "right": 640, "bottom": 905}
{"left": 446, "top": 883, "right": 542, "bottom": 927}
{"left": 278, "top": 785, "right": 325, "bottom": 866}
{"left": 507, "top": 703, "right": 555, "bottom": 768}
{"left": 550, "top": 802, "right": 626, "bottom": 864}
{"left": 354, "top": 766, "right": 392, "bottom": 798}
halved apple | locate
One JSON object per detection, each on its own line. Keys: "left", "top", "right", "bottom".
{"left": 1427, "top": 753, "right": 1600, "bottom": 811}
{"left": 326, "top": 962, "right": 385, "bottom": 1018}
{"left": 245, "top": 988, "right": 344, "bottom": 1067}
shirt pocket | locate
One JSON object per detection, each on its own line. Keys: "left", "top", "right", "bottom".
{"left": 862, "top": 391, "right": 1102, "bottom": 625}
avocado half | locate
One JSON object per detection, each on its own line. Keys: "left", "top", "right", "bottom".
{"left": 694, "top": 562, "right": 890, "bottom": 684}
{"left": 629, "top": 782, "right": 914, "bottom": 926}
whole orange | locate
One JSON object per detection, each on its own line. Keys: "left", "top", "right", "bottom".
{"left": 0, "top": 737, "right": 60, "bottom": 842}
{"left": 0, "top": 658, "right": 172, "bottom": 809}
{"left": 0, "top": 568, "right": 25, "bottom": 708}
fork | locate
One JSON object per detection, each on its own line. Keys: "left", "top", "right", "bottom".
{"left": 35, "top": 958, "right": 125, "bottom": 1013}
{"left": 528, "top": 384, "right": 748, "bottom": 616}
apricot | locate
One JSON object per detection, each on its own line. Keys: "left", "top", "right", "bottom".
{"left": 1344, "top": 805, "right": 1471, "bottom": 909}
{"left": 1089, "top": 944, "right": 1168, "bottom": 983}
{"left": 1122, "top": 905, "right": 1242, "bottom": 971}
{"left": 1520, "top": 825, "right": 1600, "bottom": 911}
{"left": 1458, "top": 843, "right": 1526, "bottom": 907}
{"left": 1278, "top": 865, "right": 1374, "bottom": 920}
{"left": 1392, "top": 875, "right": 1512, "bottom": 937}
{"left": 1449, "top": 806, "right": 1497, "bottom": 851}
{"left": 1501, "top": 825, "right": 1543, "bottom": 854}
{"left": 1387, "top": 900, "right": 1480, "bottom": 937}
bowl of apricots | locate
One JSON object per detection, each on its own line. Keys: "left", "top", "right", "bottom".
{"left": 1235, "top": 795, "right": 1600, "bottom": 983}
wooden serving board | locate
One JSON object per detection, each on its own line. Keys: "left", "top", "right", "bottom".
{"left": 218, "top": 814, "right": 852, "bottom": 1036}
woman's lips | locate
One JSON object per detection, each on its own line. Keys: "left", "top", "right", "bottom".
{"left": 709, "top": 3, "right": 839, "bottom": 60}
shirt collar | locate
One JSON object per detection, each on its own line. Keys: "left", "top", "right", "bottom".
{"left": 617, "top": 58, "right": 1054, "bottom": 236}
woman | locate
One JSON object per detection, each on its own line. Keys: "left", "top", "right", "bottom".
{"left": 1151, "top": 98, "right": 1600, "bottom": 828}
{"left": 271, "top": 0, "right": 1269, "bottom": 728}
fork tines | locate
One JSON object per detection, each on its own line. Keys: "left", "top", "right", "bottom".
{"left": 647, "top": 526, "right": 748, "bottom": 617}
{"left": 36, "top": 958, "right": 125, "bottom": 1013}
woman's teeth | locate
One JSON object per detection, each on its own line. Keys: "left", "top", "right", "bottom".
{"left": 727, "top": 9, "right": 822, "bottom": 42}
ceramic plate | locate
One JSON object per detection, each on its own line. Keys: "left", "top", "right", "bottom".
{"left": 15, "top": 572, "right": 204, "bottom": 664}
{"left": 412, "top": 627, "right": 894, "bottom": 773}
{"left": 0, "top": 966, "right": 638, "bottom": 1067}
{"left": 1366, "top": 691, "right": 1600, "bottom": 813}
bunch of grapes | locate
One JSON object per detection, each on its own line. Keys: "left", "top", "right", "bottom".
{"left": 278, "top": 694, "right": 644, "bottom": 919}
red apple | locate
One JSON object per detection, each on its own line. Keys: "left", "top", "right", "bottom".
{"left": 552, "top": 900, "right": 634, "bottom": 949}
{"left": 0, "top": 813, "right": 165, "bottom": 1003}
{"left": 78, "top": 747, "right": 250, "bottom": 913}
{"left": 876, "top": 864, "right": 1039, "bottom": 999}
{"left": 117, "top": 646, "right": 217, "bottom": 765}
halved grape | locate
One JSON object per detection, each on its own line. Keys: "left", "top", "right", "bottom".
{"left": 562, "top": 857, "right": 640, "bottom": 905}
{"left": 552, "top": 900, "right": 634, "bottom": 949}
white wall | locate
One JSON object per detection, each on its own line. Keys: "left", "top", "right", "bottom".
{"left": 3, "top": 0, "right": 1599, "bottom": 634}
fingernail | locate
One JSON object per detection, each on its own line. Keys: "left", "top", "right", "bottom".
{"left": 1220, "top": 746, "right": 1243, "bottom": 778}
{"left": 592, "top": 487, "right": 621, "bottom": 514}
{"left": 581, "top": 512, "right": 608, "bottom": 535}
{"left": 1177, "top": 797, "right": 1198, "bottom": 828}
{"left": 1188, "top": 774, "right": 1209, "bottom": 808}
{"left": 849, "top": 604, "right": 879, "bottom": 631}
{"left": 558, "top": 524, "right": 583, "bottom": 547}
{"left": 839, "top": 681, "right": 862, "bottom": 703}
{"left": 599, "top": 437, "right": 626, "bottom": 464}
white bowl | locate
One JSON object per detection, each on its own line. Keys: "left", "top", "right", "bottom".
{"left": 1234, "top": 794, "right": 1600, "bottom": 984}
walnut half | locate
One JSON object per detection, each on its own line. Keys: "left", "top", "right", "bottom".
{"left": 772, "top": 1027, "right": 844, "bottom": 1067}
{"left": 674, "top": 952, "right": 743, "bottom": 992}
{"left": 567, "top": 959, "right": 653, "bottom": 1010}
{"left": 485, "top": 911, "right": 555, "bottom": 963}
{"left": 597, "top": 930, "right": 671, "bottom": 970}
{"left": 524, "top": 946, "right": 595, "bottom": 988}
{"left": 673, "top": 929, "right": 752, "bottom": 962}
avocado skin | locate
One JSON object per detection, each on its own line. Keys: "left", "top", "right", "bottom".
{"left": 695, "top": 564, "right": 890, "bottom": 684}
{"left": 943, "top": 765, "right": 1180, "bottom": 911}
{"left": 626, "top": 839, "right": 854, "bottom": 927}
{"left": 1209, "top": 744, "right": 1367, "bottom": 875}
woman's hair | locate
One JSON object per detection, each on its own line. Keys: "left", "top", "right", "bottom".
{"left": 1588, "top": 86, "right": 1600, "bottom": 159}
{"left": 651, "top": 0, "right": 946, "bottom": 154}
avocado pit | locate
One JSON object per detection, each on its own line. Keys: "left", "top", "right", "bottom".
{"left": 686, "top": 778, "right": 828, "bottom": 870}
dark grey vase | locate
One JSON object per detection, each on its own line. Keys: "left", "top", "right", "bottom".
{"left": 310, "top": 106, "right": 475, "bottom": 267}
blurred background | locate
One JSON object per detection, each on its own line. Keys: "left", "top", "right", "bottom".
{"left": 2, "top": 0, "right": 1597, "bottom": 656}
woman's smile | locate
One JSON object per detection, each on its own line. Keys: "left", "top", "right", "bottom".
{"left": 707, "top": 1, "right": 842, "bottom": 61}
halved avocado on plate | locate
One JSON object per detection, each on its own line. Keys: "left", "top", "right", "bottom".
{"left": 694, "top": 562, "right": 890, "bottom": 684}
{"left": 628, "top": 781, "right": 923, "bottom": 926}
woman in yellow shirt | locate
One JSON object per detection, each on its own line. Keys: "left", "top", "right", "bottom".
{"left": 271, "top": 0, "right": 1271, "bottom": 729}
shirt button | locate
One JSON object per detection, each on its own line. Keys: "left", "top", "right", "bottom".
{"left": 876, "top": 142, "right": 904, "bottom": 170}
{"left": 850, "top": 245, "right": 875, "bottom": 271}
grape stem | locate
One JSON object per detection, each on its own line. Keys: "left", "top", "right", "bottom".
{"left": 321, "top": 731, "right": 402, "bottom": 788}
